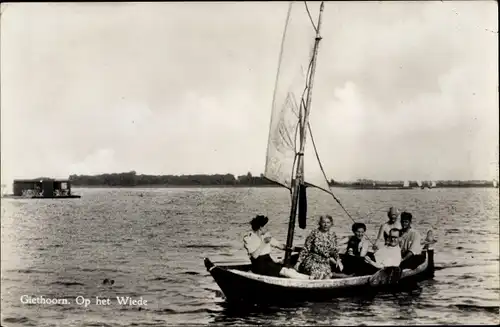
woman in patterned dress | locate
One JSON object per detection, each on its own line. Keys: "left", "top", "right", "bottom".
{"left": 294, "top": 215, "right": 343, "bottom": 279}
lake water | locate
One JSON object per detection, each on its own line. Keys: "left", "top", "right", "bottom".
{"left": 1, "top": 187, "right": 499, "bottom": 326}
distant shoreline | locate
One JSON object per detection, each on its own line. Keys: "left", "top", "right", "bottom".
{"left": 66, "top": 171, "right": 498, "bottom": 189}
{"left": 72, "top": 184, "right": 281, "bottom": 189}
{"left": 10, "top": 171, "right": 498, "bottom": 190}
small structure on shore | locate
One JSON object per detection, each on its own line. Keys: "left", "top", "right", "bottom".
{"left": 5, "top": 179, "right": 81, "bottom": 199}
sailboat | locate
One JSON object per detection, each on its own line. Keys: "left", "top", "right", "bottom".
{"left": 204, "top": 1, "right": 435, "bottom": 305}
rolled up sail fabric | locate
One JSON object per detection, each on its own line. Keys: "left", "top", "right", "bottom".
{"left": 298, "top": 183, "right": 307, "bottom": 229}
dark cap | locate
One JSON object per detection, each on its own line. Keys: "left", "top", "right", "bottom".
{"left": 401, "top": 211, "right": 413, "bottom": 221}
{"left": 250, "top": 215, "right": 269, "bottom": 231}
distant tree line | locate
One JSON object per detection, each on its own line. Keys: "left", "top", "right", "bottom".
{"left": 68, "top": 172, "right": 498, "bottom": 188}
{"left": 69, "top": 171, "right": 277, "bottom": 187}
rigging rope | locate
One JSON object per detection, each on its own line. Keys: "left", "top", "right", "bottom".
{"left": 286, "top": 0, "right": 475, "bottom": 248}
{"left": 286, "top": 1, "right": 385, "bottom": 248}
{"left": 291, "top": 43, "right": 315, "bottom": 187}
{"left": 288, "top": 1, "right": 320, "bottom": 185}
{"left": 307, "top": 121, "right": 378, "bottom": 247}
{"left": 304, "top": 1, "right": 318, "bottom": 33}
{"left": 296, "top": 1, "right": 378, "bottom": 247}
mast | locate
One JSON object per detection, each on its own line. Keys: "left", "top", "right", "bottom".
{"left": 283, "top": 1, "right": 325, "bottom": 266}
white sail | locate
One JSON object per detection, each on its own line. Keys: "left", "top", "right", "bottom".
{"left": 264, "top": 87, "right": 301, "bottom": 189}
{"left": 264, "top": 1, "right": 331, "bottom": 194}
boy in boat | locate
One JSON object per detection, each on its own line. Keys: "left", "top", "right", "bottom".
{"left": 243, "top": 215, "right": 309, "bottom": 279}
{"left": 399, "top": 212, "right": 426, "bottom": 270}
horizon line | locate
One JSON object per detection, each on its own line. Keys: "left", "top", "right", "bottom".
{"left": 24, "top": 171, "right": 500, "bottom": 183}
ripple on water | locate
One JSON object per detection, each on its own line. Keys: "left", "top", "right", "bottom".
{"left": 2, "top": 316, "right": 37, "bottom": 326}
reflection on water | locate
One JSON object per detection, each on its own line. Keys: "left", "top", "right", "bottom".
{"left": 1, "top": 187, "right": 499, "bottom": 326}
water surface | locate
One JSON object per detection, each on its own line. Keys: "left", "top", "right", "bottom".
{"left": 1, "top": 187, "right": 499, "bottom": 326}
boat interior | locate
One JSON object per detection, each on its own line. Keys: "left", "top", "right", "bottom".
{"left": 207, "top": 248, "right": 430, "bottom": 281}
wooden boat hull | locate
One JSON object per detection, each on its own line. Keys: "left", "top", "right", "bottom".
{"left": 204, "top": 250, "right": 435, "bottom": 305}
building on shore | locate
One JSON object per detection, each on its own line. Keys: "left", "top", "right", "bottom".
{"left": 12, "top": 179, "right": 75, "bottom": 198}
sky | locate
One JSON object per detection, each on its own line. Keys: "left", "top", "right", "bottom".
{"left": 1, "top": 1, "right": 498, "bottom": 186}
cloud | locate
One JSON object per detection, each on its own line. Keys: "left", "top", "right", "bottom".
{"left": 68, "top": 148, "right": 117, "bottom": 176}
{"left": 1, "top": 1, "right": 497, "bottom": 184}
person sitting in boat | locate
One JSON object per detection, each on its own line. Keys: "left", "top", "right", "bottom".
{"left": 243, "top": 215, "right": 309, "bottom": 279}
{"left": 294, "top": 215, "right": 344, "bottom": 279}
{"left": 364, "top": 228, "right": 402, "bottom": 272}
{"left": 399, "top": 212, "right": 426, "bottom": 270}
{"left": 373, "top": 206, "right": 402, "bottom": 251}
{"left": 340, "top": 222, "right": 374, "bottom": 275}
{"left": 345, "top": 223, "right": 370, "bottom": 257}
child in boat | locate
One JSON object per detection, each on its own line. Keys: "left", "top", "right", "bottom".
{"left": 243, "top": 215, "right": 309, "bottom": 279}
